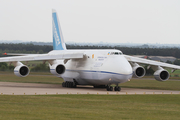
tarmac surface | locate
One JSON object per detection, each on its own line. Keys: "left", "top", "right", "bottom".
{"left": 0, "top": 82, "right": 180, "bottom": 95}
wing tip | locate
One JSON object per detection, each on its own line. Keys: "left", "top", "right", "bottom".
{"left": 3, "top": 53, "right": 7, "bottom": 55}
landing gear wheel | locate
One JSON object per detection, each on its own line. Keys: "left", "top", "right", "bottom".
{"left": 70, "top": 82, "right": 73, "bottom": 88}
{"left": 65, "top": 82, "right": 67, "bottom": 87}
{"left": 114, "top": 86, "right": 121, "bottom": 91}
{"left": 109, "top": 86, "right": 113, "bottom": 91}
{"left": 107, "top": 86, "right": 114, "bottom": 91}
{"left": 117, "top": 87, "right": 121, "bottom": 91}
{"left": 68, "top": 82, "right": 72, "bottom": 88}
{"left": 114, "top": 86, "right": 117, "bottom": 91}
{"left": 106, "top": 86, "right": 110, "bottom": 91}
{"left": 68, "top": 82, "right": 70, "bottom": 88}
{"left": 106, "top": 86, "right": 109, "bottom": 91}
{"left": 67, "top": 82, "right": 69, "bottom": 87}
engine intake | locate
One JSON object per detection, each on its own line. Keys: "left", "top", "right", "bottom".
{"left": 154, "top": 69, "right": 169, "bottom": 81}
{"left": 14, "top": 65, "right": 29, "bottom": 77}
{"left": 50, "top": 64, "right": 66, "bottom": 75}
{"left": 132, "top": 66, "right": 146, "bottom": 78}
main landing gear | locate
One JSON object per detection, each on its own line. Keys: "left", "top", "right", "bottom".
{"left": 62, "top": 81, "right": 76, "bottom": 88}
{"left": 106, "top": 85, "right": 121, "bottom": 91}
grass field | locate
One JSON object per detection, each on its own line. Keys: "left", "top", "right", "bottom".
{"left": 0, "top": 95, "right": 180, "bottom": 120}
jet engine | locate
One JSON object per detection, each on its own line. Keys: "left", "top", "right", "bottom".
{"left": 132, "top": 65, "right": 146, "bottom": 78}
{"left": 14, "top": 65, "right": 29, "bottom": 77}
{"left": 154, "top": 69, "right": 169, "bottom": 81}
{"left": 50, "top": 64, "right": 66, "bottom": 75}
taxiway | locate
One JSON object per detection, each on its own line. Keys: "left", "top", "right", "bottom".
{"left": 0, "top": 82, "right": 179, "bottom": 95}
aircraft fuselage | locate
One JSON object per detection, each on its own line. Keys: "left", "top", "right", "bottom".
{"left": 49, "top": 49, "right": 133, "bottom": 86}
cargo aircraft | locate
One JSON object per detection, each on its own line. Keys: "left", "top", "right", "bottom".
{"left": 1, "top": 9, "right": 180, "bottom": 91}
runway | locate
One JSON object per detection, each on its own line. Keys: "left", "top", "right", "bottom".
{"left": 0, "top": 82, "right": 179, "bottom": 95}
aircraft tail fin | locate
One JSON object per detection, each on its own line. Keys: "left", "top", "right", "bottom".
{"left": 52, "top": 9, "right": 67, "bottom": 50}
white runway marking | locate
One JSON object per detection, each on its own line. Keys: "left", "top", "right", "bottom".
{"left": 0, "top": 82, "right": 179, "bottom": 95}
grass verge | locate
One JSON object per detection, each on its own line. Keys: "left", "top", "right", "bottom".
{"left": 0, "top": 71, "right": 180, "bottom": 90}
{"left": 0, "top": 95, "right": 180, "bottom": 120}
{"left": 0, "top": 71, "right": 63, "bottom": 84}
{"left": 121, "top": 79, "right": 180, "bottom": 91}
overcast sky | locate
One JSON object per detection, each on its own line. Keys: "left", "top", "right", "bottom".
{"left": 0, "top": 0, "right": 179, "bottom": 44}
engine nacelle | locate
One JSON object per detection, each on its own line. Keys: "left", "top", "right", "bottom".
{"left": 14, "top": 65, "right": 30, "bottom": 77}
{"left": 132, "top": 65, "right": 146, "bottom": 78}
{"left": 154, "top": 69, "right": 169, "bottom": 81}
{"left": 50, "top": 64, "right": 66, "bottom": 75}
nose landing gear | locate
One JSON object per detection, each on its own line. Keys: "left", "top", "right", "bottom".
{"left": 114, "top": 86, "right": 121, "bottom": 91}
{"left": 106, "top": 86, "right": 113, "bottom": 91}
{"left": 106, "top": 85, "right": 121, "bottom": 91}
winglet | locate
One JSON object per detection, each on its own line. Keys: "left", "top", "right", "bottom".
{"left": 52, "top": 9, "right": 67, "bottom": 50}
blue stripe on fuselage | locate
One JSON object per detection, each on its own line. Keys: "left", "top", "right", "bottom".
{"left": 50, "top": 69, "right": 133, "bottom": 76}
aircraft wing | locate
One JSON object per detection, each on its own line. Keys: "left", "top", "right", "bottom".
{"left": 0, "top": 52, "right": 84, "bottom": 62}
{"left": 3, "top": 53, "right": 37, "bottom": 56}
{"left": 124, "top": 54, "right": 180, "bottom": 70}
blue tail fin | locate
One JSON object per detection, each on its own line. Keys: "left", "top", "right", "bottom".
{"left": 52, "top": 9, "right": 67, "bottom": 50}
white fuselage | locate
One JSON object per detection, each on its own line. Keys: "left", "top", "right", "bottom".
{"left": 49, "top": 49, "right": 133, "bottom": 85}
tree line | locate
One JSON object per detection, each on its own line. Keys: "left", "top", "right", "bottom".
{"left": 0, "top": 43, "right": 52, "bottom": 56}
{"left": 0, "top": 43, "right": 180, "bottom": 58}
{"left": 0, "top": 43, "right": 180, "bottom": 72}
{"left": 67, "top": 45, "right": 180, "bottom": 58}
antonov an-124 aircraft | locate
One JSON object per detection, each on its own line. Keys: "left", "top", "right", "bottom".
{"left": 1, "top": 9, "right": 180, "bottom": 91}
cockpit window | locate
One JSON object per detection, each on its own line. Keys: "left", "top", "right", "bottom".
{"left": 108, "top": 52, "right": 123, "bottom": 55}
{"left": 114, "top": 52, "right": 119, "bottom": 55}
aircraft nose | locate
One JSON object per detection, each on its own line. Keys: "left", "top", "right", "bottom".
{"left": 114, "top": 56, "right": 133, "bottom": 82}
{"left": 118, "top": 56, "right": 133, "bottom": 75}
